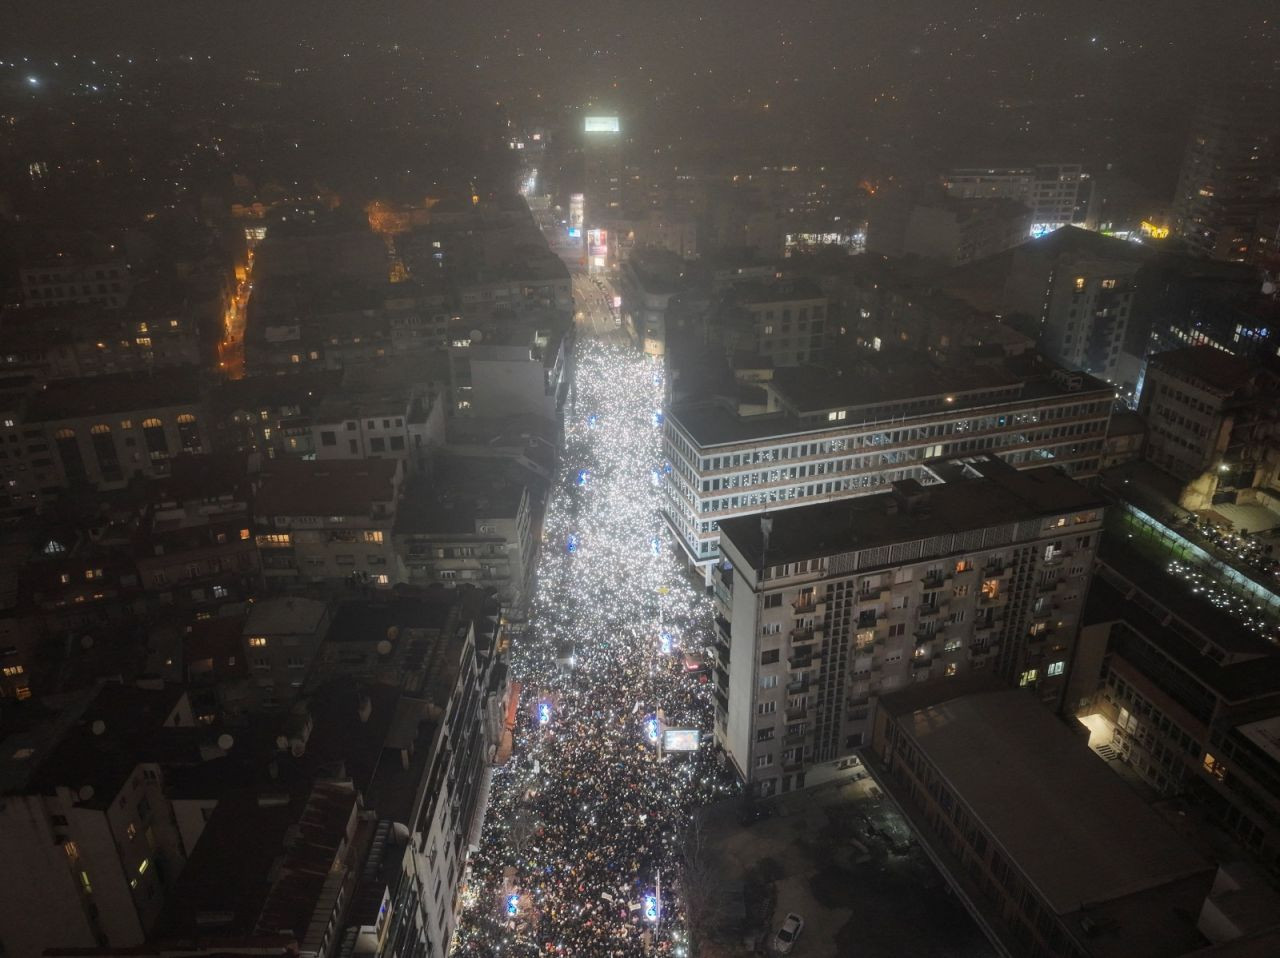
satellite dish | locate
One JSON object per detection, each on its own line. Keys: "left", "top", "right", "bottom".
{"left": 217, "top": 733, "right": 235, "bottom": 751}
{"left": 469, "top": 329, "right": 484, "bottom": 343}
{"left": 275, "top": 735, "right": 289, "bottom": 751}
{"left": 80, "top": 635, "right": 94, "bottom": 650}
{"left": 91, "top": 720, "right": 106, "bottom": 736}
{"left": 78, "top": 785, "right": 95, "bottom": 802}
{"left": 376, "top": 639, "right": 393, "bottom": 656}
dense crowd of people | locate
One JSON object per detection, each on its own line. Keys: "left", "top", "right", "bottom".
{"left": 453, "top": 343, "right": 732, "bottom": 956}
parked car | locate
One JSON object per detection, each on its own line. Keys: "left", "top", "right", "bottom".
{"left": 774, "top": 913, "right": 804, "bottom": 954}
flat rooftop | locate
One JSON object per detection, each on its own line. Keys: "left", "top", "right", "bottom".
{"left": 253, "top": 458, "right": 398, "bottom": 517}
{"left": 882, "top": 686, "right": 1211, "bottom": 917}
{"left": 394, "top": 457, "right": 532, "bottom": 536}
{"left": 670, "top": 357, "right": 1109, "bottom": 447}
{"left": 26, "top": 367, "right": 203, "bottom": 420}
{"left": 719, "top": 458, "right": 1103, "bottom": 570}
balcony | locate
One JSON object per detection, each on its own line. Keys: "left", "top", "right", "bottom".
{"left": 785, "top": 704, "right": 807, "bottom": 721}
{"left": 714, "top": 688, "right": 728, "bottom": 712}
{"left": 788, "top": 652, "right": 818, "bottom": 670}
{"left": 792, "top": 595, "right": 818, "bottom": 614}
{"left": 968, "top": 643, "right": 999, "bottom": 660}
{"left": 787, "top": 677, "right": 810, "bottom": 694}
{"left": 910, "top": 657, "right": 932, "bottom": 669}
{"left": 857, "top": 586, "right": 888, "bottom": 602}
{"left": 715, "top": 614, "right": 731, "bottom": 639}
{"left": 714, "top": 664, "right": 729, "bottom": 689}
{"left": 782, "top": 759, "right": 806, "bottom": 773}
{"left": 713, "top": 636, "right": 731, "bottom": 664}
{"left": 791, "top": 626, "right": 816, "bottom": 643}
{"left": 918, "top": 604, "right": 943, "bottom": 619}
{"left": 920, "top": 572, "right": 950, "bottom": 589}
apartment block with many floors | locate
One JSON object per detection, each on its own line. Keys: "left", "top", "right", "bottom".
{"left": 713, "top": 456, "right": 1102, "bottom": 795}
{"left": 664, "top": 355, "right": 1112, "bottom": 570}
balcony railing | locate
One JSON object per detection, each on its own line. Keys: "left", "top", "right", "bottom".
{"left": 792, "top": 596, "right": 818, "bottom": 614}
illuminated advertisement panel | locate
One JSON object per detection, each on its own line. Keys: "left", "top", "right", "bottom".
{"left": 584, "top": 116, "right": 620, "bottom": 133}
{"left": 587, "top": 229, "right": 608, "bottom": 268}
{"left": 662, "top": 729, "right": 700, "bottom": 752}
{"left": 569, "top": 193, "right": 584, "bottom": 230}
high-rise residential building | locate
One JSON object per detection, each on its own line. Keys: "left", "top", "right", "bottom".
{"left": 711, "top": 457, "right": 1102, "bottom": 795}
{"left": 944, "top": 164, "right": 1098, "bottom": 237}
{"left": 663, "top": 357, "right": 1112, "bottom": 570}
{"left": 1172, "top": 86, "right": 1280, "bottom": 263}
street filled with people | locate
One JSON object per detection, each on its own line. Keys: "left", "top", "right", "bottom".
{"left": 452, "top": 342, "right": 733, "bottom": 956}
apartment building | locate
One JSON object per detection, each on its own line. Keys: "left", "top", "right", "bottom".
{"left": 870, "top": 680, "right": 1214, "bottom": 958}
{"left": 253, "top": 458, "right": 402, "bottom": 588}
{"left": 664, "top": 356, "right": 1112, "bottom": 568}
{"left": 712, "top": 457, "right": 1102, "bottom": 795}
{"left": 714, "top": 278, "right": 832, "bottom": 368}
{"left": 0, "top": 683, "right": 198, "bottom": 955}
{"left": 944, "top": 163, "right": 1098, "bottom": 236}
{"left": 1075, "top": 568, "right": 1280, "bottom": 867}
{"left": 21, "top": 250, "right": 132, "bottom": 309}
{"left": 1138, "top": 346, "right": 1280, "bottom": 508}
{"left": 0, "top": 368, "right": 212, "bottom": 513}
{"left": 393, "top": 457, "right": 540, "bottom": 615}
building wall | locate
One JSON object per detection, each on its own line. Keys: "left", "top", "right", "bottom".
{"left": 716, "top": 504, "right": 1101, "bottom": 795}
{"left": 0, "top": 795, "right": 101, "bottom": 956}
{"left": 1039, "top": 259, "right": 1139, "bottom": 382}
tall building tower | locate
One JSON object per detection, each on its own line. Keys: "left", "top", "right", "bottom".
{"left": 711, "top": 457, "right": 1103, "bottom": 795}
{"left": 582, "top": 114, "right": 623, "bottom": 271}
{"left": 1172, "top": 86, "right": 1280, "bottom": 263}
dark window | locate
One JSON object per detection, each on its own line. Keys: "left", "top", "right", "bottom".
{"left": 761, "top": 649, "right": 780, "bottom": 665}
{"left": 320, "top": 431, "right": 337, "bottom": 447}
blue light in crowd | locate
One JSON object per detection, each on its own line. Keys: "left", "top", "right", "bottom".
{"left": 506, "top": 894, "right": 520, "bottom": 916}
{"left": 643, "top": 894, "right": 659, "bottom": 921}
{"left": 587, "top": 414, "right": 599, "bottom": 429}
{"left": 566, "top": 534, "right": 579, "bottom": 555}
{"left": 644, "top": 717, "right": 660, "bottom": 743}
{"left": 659, "top": 632, "right": 673, "bottom": 654}
{"left": 576, "top": 469, "right": 590, "bottom": 486}
{"left": 651, "top": 411, "right": 664, "bottom": 427}
{"left": 538, "top": 702, "right": 552, "bottom": 725}
{"left": 651, "top": 537, "right": 661, "bottom": 556}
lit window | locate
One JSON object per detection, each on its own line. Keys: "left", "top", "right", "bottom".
{"left": 1101, "top": 279, "right": 1117, "bottom": 289}
{"left": 945, "top": 663, "right": 958, "bottom": 677}
{"left": 1203, "top": 753, "right": 1227, "bottom": 782}
{"left": 1073, "top": 277, "right": 1085, "bottom": 291}
{"left": 954, "top": 560, "right": 972, "bottom": 573}
{"left": 1047, "top": 661, "right": 1065, "bottom": 677}
{"left": 137, "top": 858, "right": 150, "bottom": 875}
{"left": 980, "top": 579, "right": 1000, "bottom": 600}
{"left": 248, "top": 636, "right": 267, "bottom": 647}
{"left": 239, "top": 528, "right": 250, "bottom": 540}
{"left": 363, "top": 530, "right": 384, "bottom": 543}
{"left": 1018, "top": 669, "right": 1038, "bottom": 687}
{"left": 373, "top": 574, "right": 389, "bottom": 585}
{"left": 80, "top": 870, "right": 92, "bottom": 893}
{"left": 2, "top": 665, "right": 24, "bottom": 677}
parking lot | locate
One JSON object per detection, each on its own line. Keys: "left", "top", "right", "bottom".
{"left": 692, "top": 777, "right": 995, "bottom": 958}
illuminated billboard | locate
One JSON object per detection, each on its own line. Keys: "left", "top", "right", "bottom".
{"left": 587, "top": 229, "right": 608, "bottom": 269}
{"left": 584, "top": 116, "right": 620, "bottom": 133}
{"left": 662, "top": 729, "right": 700, "bottom": 752}
{"left": 569, "top": 193, "right": 584, "bottom": 230}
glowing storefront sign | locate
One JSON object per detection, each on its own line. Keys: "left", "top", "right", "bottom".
{"left": 584, "top": 116, "right": 621, "bottom": 133}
